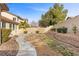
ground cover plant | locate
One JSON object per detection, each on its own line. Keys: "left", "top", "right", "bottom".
{"left": 41, "top": 34, "right": 74, "bottom": 56}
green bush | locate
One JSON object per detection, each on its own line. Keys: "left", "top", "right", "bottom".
{"left": 72, "top": 26, "right": 77, "bottom": 34}
{"left": 19, "top": 20, "right": 30, "bottom": 29}
{"left": 0, "top": 29, "right": 11, "bottom": 43}
{"left": 57, "top": 27, "right": 67, "bottom": 33}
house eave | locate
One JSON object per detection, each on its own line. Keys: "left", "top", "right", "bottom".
{"left": 0, "top": 4, "right": 9, "bottom": 11}
{"left": 0, "top": 16, "right": 19, "bottom": 25}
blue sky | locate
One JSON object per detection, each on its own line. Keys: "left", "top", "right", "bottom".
{"left": 7, "top": 3, "right": 79, "bottom": 23}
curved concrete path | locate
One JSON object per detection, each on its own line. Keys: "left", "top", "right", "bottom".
{"left": 15, "top": 34, "right": 37, "bottom": 56}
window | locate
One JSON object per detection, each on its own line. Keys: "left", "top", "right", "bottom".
{"left": 0, "top": 22, "right": 1, "bottom": 28}
{"left": 2, "top": 22, "right": 6, "bottom": 28}
{"left": 9, "top": 23, "right": 12, "bottom": 29}
{"left": 13, "top": 24, "right": 15, "bottom": 30}
{"left": 13, "top": 17, "right": 16, "bottom": 21}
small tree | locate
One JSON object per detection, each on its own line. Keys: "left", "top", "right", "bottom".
{"left": 19, "top": 20, "right": 30, "bottom": 29}
{"left": 39, "top": 3, "right": 68, "bottom": 27}
{"left": 72, "top": 25, "right": 77, "bottom": 34}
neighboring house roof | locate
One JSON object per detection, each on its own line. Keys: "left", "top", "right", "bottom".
{"left": 0, "top": 4, "right": 9, "bottom": 11}
{"left": 54, "top": 15, "right": 79, "bottom": 28}
{"left": 0, "top": 16, "right": 18, "bottom": 24}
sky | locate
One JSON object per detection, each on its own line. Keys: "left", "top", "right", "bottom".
{"left": 7, "top": 3, "right": 79, "bottom": 23}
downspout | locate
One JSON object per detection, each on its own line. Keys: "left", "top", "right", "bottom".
{"left": 0, "top": 6, "right": 2, "bottom": 44}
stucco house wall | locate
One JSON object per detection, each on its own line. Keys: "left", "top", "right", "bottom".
{"left": 1, "top": 12, "right": 23, "bottom": 30}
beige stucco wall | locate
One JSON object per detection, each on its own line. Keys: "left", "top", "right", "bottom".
{"left": 1, "top": 12, "right": 23, "bottom": 30}
{"left": 6, "top": 23, "right": 9, "bottom": 29}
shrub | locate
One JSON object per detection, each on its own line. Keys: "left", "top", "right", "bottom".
{"left": 72, "top": 25, "right": 77, "bottom": 34}
{"left": 19, "top": 20, "right": 30, "bottom": 29}
{"left": 56, "top": 45, "right": 74, "bottom": 56}
{"left": 24, "top": 30, "right": 27, "bottom": 34}
{"left": 0, "top": 29, "right": 11, "bottom": 44}
{"left": 36, "top": 31, "right": 39, "bottom": 34}
{"left": 57, "top": 27, "right": 67, "bottom": 33}
{"left": 51, "top": 28, "right": 56, "bottom": 32}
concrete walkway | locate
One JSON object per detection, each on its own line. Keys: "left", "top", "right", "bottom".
{"left": 15, "top": 34, "right": 37, "bottom": 56}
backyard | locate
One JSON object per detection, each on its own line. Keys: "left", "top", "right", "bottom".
{"left": 0, "top": 26, "right": 79, "bottom": 56}
{"left": 0, "top": 3, "right": 79, "bottom": 56}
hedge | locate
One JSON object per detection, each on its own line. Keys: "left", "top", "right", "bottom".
{"left": 57, "top": 27, "right": 67, "bottom": 33}
{"left": 0, "top": 29, "right": 11, "bottom": 44}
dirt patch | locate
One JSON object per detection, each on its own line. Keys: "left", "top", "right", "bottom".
{"left": 25, "top": 33, "right": 62, "bottom": 56}
{"left": 0, "top": 37, "right": 19, "bottom": 56}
